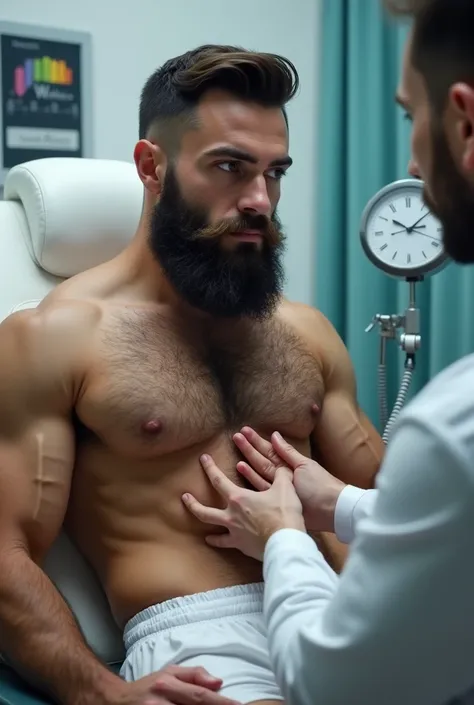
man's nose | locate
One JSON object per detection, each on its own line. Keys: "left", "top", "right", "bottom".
{"left": 408, "top": 158, "right": 421, "bottom": 179}
{"left": 237, "top": 175, "right": 272, "bottom": 217}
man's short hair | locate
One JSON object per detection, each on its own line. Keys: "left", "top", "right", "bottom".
{"left": 138, "top": 45, "right": 299, "bottom": 154}
{"left": 385, "top": 0, "right": 474, "bottom": 111}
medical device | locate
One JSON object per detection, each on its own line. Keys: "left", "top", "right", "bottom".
{"left": 359, "top": 178, "right": 449, "bottom": 443}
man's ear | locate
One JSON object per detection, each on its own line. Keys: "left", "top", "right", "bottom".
{"left": 449, "top": 83, "right": 474, "bottom": 173}
{"left": 133, "top": 139, "right": 167, "bottom": 196}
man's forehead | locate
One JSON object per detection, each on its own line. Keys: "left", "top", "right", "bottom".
{"left": 181, "top": 90, "right": 289, "bottom": 156}
{"left": 196, "top": 89, "right": 287, "bottom": 128}
{"left": 396, "top": 33, "right": 420, "bottom": 106}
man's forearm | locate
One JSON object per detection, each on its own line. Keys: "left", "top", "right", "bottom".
{"left": 0, "top": 548, "right": 122, "bottom": 705}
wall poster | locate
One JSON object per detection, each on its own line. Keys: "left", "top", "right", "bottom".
{"left": 0, "top": 22, "right": 93, "bottom": 185}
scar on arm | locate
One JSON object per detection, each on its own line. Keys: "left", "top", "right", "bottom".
{"left": 33, "top": 432, "right": 44, "bottom": 520}
{"left": 32, "top": 432, "right": 64, "bottom": 521}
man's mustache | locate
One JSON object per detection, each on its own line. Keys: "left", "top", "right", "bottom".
{"left": 193, "top": 214, "right": 283, "bottom": 247}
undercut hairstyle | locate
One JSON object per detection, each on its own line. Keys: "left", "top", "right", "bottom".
{"left": 384, "top": 0, "right": 474, "bottom": 112}
{"left": 139, "top": 44, "right": 299, "bottom": 154}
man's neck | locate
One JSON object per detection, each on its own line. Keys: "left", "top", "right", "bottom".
{"left": 119, "top": 226, "right": 223, "bottom": 327}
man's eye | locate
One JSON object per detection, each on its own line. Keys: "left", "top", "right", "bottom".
{"left": 217, "top": 161, "right": 240, "bottom": 173}
{"left": 267, "top": 167, "right": 287, "bottom": 180}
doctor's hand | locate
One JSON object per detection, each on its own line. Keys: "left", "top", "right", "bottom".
{"left": 108, "top": 665, "right": 240, "bottom": 705}
{"left": 181, "top": 455, "right": 306, "bottom": 561}
{"left": 234, "top": 428, "right": 346, "bottom": 534}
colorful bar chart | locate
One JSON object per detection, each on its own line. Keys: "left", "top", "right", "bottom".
{"left": 13, "top": 56, "right": 73, "bottom": 97}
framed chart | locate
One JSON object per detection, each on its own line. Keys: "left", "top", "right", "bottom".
{"left": 0, "top": 21, "right": 93, "bottom": 185}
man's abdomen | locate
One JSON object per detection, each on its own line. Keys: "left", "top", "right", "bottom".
{"left": 103, "top": 537, "right": 263, "bottom": 626}
{"left": 65, "top": 435, "right": 266, "bottom": 626}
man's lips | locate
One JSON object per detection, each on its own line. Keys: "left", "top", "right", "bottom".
{"left": 229, "top": 230, "right": 263, "bottom": 242}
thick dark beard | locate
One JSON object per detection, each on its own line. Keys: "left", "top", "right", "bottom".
{"left": 426, "top": 117, "right": 474, "bottom": 264}
{"left": 148, "top": 167, "right": 286, "bottom": 318}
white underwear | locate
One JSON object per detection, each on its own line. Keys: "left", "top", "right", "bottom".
{"left": 120, "top": 583, "right": 284, "bottom": 703}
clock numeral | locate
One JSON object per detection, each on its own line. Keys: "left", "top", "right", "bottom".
{"left": 392, "top": 251, "right": 398, "bottom": 260}
{"left": 407, "top": 254, "right": 411, "bottom": 264}
{"left": 406, "top": 197, "right": 411, "bottom": 208}
{"left": 380, "top": 244, "right": 388, "bottom": 252}
{"left": 379, "top": 216, "right": 388, "bottom": 222}
{"left": 389, "top": 203, "right": 396, "bottom": 213}
{"left": 431, "top": 241, "right": 440, "bottom": 248}
{"left": 375, "top": 231, "right": 384, "bottom": 236}
{"left": 422, "top": 251, "right": 427, "bottom": 259}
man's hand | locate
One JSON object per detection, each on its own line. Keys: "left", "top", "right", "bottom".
{"left": 232, "top": 426, "right": 286, "bottom": 489}
{"left": 182, "top": 454, "right": 305, "bottom": 561}
{"left": 108, "top": 665, "right": 240, "bottom": 705}
{"left": 235, "top": 427, "right": 346, "bottom": 534}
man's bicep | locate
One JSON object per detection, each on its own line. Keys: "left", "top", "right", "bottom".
{"left": 313, "top": 388, "right": 384, "bottom": 489}
{"left": 288, "top": 303, "right": 384, "bottom": 487}
{"left": 0, "top": 421, "right": 75, "bottom": 558}
{"left": 308, "top": 387, "right": 380, "bottom": 571}
{"left": 311, "top": 315, "right": 385, "bottom": 489}
{"left": 0, "top": 313, "right": 75, "bottom": 560}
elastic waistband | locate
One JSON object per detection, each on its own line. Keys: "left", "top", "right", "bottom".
{"left": 123, "top": 583, "right": 264, "bottom": 651}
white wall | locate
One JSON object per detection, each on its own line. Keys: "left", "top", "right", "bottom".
{"left": 1, "top": 0, "right": 321, "bottom": 304}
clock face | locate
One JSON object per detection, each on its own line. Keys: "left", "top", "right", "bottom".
{"left": 360, "top": 180, "right": 448, "bottom": 278}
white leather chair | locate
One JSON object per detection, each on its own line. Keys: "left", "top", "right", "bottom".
{"left": 0, "top": 157, "right": 144, "bottom": 703}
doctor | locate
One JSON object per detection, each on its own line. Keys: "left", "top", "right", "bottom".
{"left": 182, "top": 0, "right": 474, "bottom": 703}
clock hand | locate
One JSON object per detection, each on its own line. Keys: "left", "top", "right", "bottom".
{"left": 408, "top": 212, "right": 429, "bottom": 231}
{"left": 412, "top": 227, "right": 441, "bottom": 242}
{"left": 392, "top": 219, "right": 409, "bottom": 229}
{"left": 391, "top": 228, "right": 407, "bottom": 236}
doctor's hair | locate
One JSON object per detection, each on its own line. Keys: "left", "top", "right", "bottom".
{"left": 384, "top": 0, "right": 429, "bottom": 13}
{"left": 384, "top": 0, "right": 474, "bottom": 111}
{"left": 138, "top": 44, "right": 299, "bottom": 154}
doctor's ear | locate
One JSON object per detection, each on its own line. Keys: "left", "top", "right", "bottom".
{"left": 133, "top": 140, "right": 167, "bottom": 196}
{"left": 449, "top": 83, "right": 474, "bottom": 172}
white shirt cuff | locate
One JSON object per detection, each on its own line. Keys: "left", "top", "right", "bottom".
{"left": 334, "top": 484, "right": 368, "bottom": 544}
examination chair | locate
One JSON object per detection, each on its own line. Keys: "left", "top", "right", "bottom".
{"left": 0, "top": 157, "right": 144, "bottom": 704}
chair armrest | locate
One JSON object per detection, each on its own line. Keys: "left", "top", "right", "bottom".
{"left": 0, "top": 666, "right": 52, "bottom": 705}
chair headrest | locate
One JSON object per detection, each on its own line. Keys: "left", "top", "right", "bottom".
{"left": 4, "top": 157, "right": 143, "bottom": 278}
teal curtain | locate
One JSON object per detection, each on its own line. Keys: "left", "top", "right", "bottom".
{"left": 316, "top": 0, "right": 474, "bottom": 431}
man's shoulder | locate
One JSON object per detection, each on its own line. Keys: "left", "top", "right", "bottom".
{"left": 277, "top": 299, "right": 349, "bottom": 371}
{"left": 277, "top": 299, "right": 337, "bottom": 340}
{"left": 2, "top": 292, "right": 102, "bottom": 344}
{"left": 0, "top": 293, "right": 102, "bottom": 391}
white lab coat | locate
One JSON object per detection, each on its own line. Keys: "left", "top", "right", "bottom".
{"left": 262, "top": 353, "right": 474, "bottom": 705}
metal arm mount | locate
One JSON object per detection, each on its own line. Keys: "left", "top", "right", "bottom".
{"left": 366, "top": 281, "right": 421, "bottom": 442}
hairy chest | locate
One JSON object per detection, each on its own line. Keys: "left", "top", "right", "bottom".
{"left": 75, "top": 311, "right": 324, "bottom": 457}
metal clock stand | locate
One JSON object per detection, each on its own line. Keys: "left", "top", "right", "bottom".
{"left": 365, "top": 277, "right": 421, "bottom": 444}
{"left": 359, "top": 178, "right": 449, "bottom": 444}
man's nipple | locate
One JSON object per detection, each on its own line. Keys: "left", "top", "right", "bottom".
{"left": 141, "top": 418, "right": 163, "bottom": 435}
